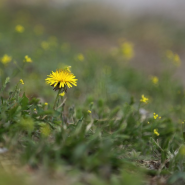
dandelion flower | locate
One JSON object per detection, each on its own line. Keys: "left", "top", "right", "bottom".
{"left": 45, "top": 69, "right": 77, "bottom": 90}
{"left": 59, "top": 92, "right": 65, "bottom": 96}
{"left": 88, "top": 110, "right": 91, "bottom": 114}
{"left": 15, "top": 25, "right": 24, "bottom": 33}
{"left": 44, "top": 102, "right": 48, "bottom": 106}
{"left": 1, "top": 54, "right": 12, "bottom": 64}
{"left": 24, "top": 55, "right": 32, "bottom": 63}
{"left": 140, "top": 95, "right": 149, "bottom": 104}
{"left": 154, "top": 129, "right": 159, "bottom": 136}
{"left": 20, "top": 79, "right": 24, "bottom": 85}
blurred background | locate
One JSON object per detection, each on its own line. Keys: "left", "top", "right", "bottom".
{"left": 1, "top": 0, "right": 185, "bottom": 98}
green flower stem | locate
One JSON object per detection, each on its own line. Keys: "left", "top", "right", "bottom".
{"left": 53, "top": 88, "right": 62, "bottom": 110}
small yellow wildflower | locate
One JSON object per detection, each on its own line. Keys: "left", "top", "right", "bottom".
{"left": 154, "top": 129, "right": 159, "bottom": 136}
{"left": 1, "top": 54, "right": 12, "bottom": 64}
{"left": 121, "top": 42, "right": 134, "bottom": 60}
{"left": 76, "top": 53, "right": 84, "bottom": 62}
{"left": 34, "top": 108, "right": 36, "bottom": 111}
{"left": 151, "top": 76, "right": 158, "bottom": 85}
{"left": 59, "top": 92, "right": 65, "bottom": 96}
{"left": 159, "top": 116, "right": 161, "bottom": 119}
{"left": 140, "top": 95, "right": 149, "bottom": 104}
{"left": 24, "top": 55, "right": 32, "bottom": 63}
{"left": 20, "top": 79, "right": 24, "bottom": 85}
{"left": 41, "top": 41, "right": 49, "bottom": 50}
{"left": 15, "top": 25, "right": 24, "bottom": 33}
{"left": 182, "top": 122, "right": 184, "bottom": 124}
{"left": 44, "top": 102, "right": 48, "bottom": 106}
{"left": 88, "top": 110, "right": 91, "bottom": 114}
{"left": 45, "top": 69, "right": 77, "bottom": 90}
{"left": 147, "top": 122, "right": 150, "bottom": 124}
{"left": 153, "top": 113, "right": 158, "bottom": 119}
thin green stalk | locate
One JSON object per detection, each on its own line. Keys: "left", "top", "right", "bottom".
{"left": 53, "top": 88, "right": 62, "bottom": 110}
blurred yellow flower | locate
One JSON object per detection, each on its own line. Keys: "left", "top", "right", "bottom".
{"left": 24, "top": 55, "right": 32, "bottom": 62}
{"left": 59, "top": 92, "right": 65, "bottom": 96}
{"left": 88, "top": 110, "right": 91, "bottom": 113}
{"left": 1, "top": 54, "right": 12, "bottom": 64}
{"left": 44, "top": 102, "right": 48, "bottom": 106}
{"left": 121, "top": 42, "right": 134, "bottom": 60}
{"left": 41, "top": 41, "right": 49, "bottom": 50}
{"left": 173, "top": 54, "right": 181, "bottom": 66}
{"left": 76, "top": 53, "right": 84, "bottom": 61}
{"left": 153, "top": 113, "right": 158, "bottom": 119}
{"left": 154, "top": 129, "right": 159, "bottom": 136}
{"left": 166, "top": 50, "right": 174, "bottom": 60}
{"left": 166, "top": 50, "right": 181, "bottom": 67}
{"left": 15, "top": 25, "right": 24, "bottom": 33}
{"left": 151, "top": 76, "right": 158, "bottom": 85}
{"left": 45, "top": 69, "right": 77, "bottom": 89}
{"left": 140, "top": 95, "right": 149, "bottom": 104}
{"left": 34, "top": 108, "right": 36, "bottom": 111}
{"left": 19, "top": 79, "right": 24, "bottom": 85}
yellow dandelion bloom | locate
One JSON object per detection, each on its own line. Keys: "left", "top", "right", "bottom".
{"left": 44, "top": 102, "right": 48, "bottom": 106}
{"left": 1, "top": 54, "right": 12, "bottom": 64}
{"left": 24, "top": 55, "right": 32, "bottom": 63}
{"left": 154, "top": 129, "right": 159, "bottom": 136}
{"left": 45, "top": 69, "right": 77, "bottom": 89}
{"left": 15, "top": 25, "right": 24, "bottom": 33}
{"left": 34, "top": 108, "right": 36, "bottom": 111}
{"left": 88, "top": 110, "right": 91, "bottom": 114}
{"left": 59, "top": 92, "right": 65, "bottom": 96}
{"left": 151, "top": 76, "right": 158, "bottom": 85}
{"left": 140, "top": 95, "right": 149, "bottom": 104}
{"left": 20, "top": 79, "right": 24, "bottom": 85}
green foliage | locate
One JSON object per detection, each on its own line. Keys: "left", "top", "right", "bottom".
{"left": 0, "top": 5, "right": 185, "bottom": 185}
